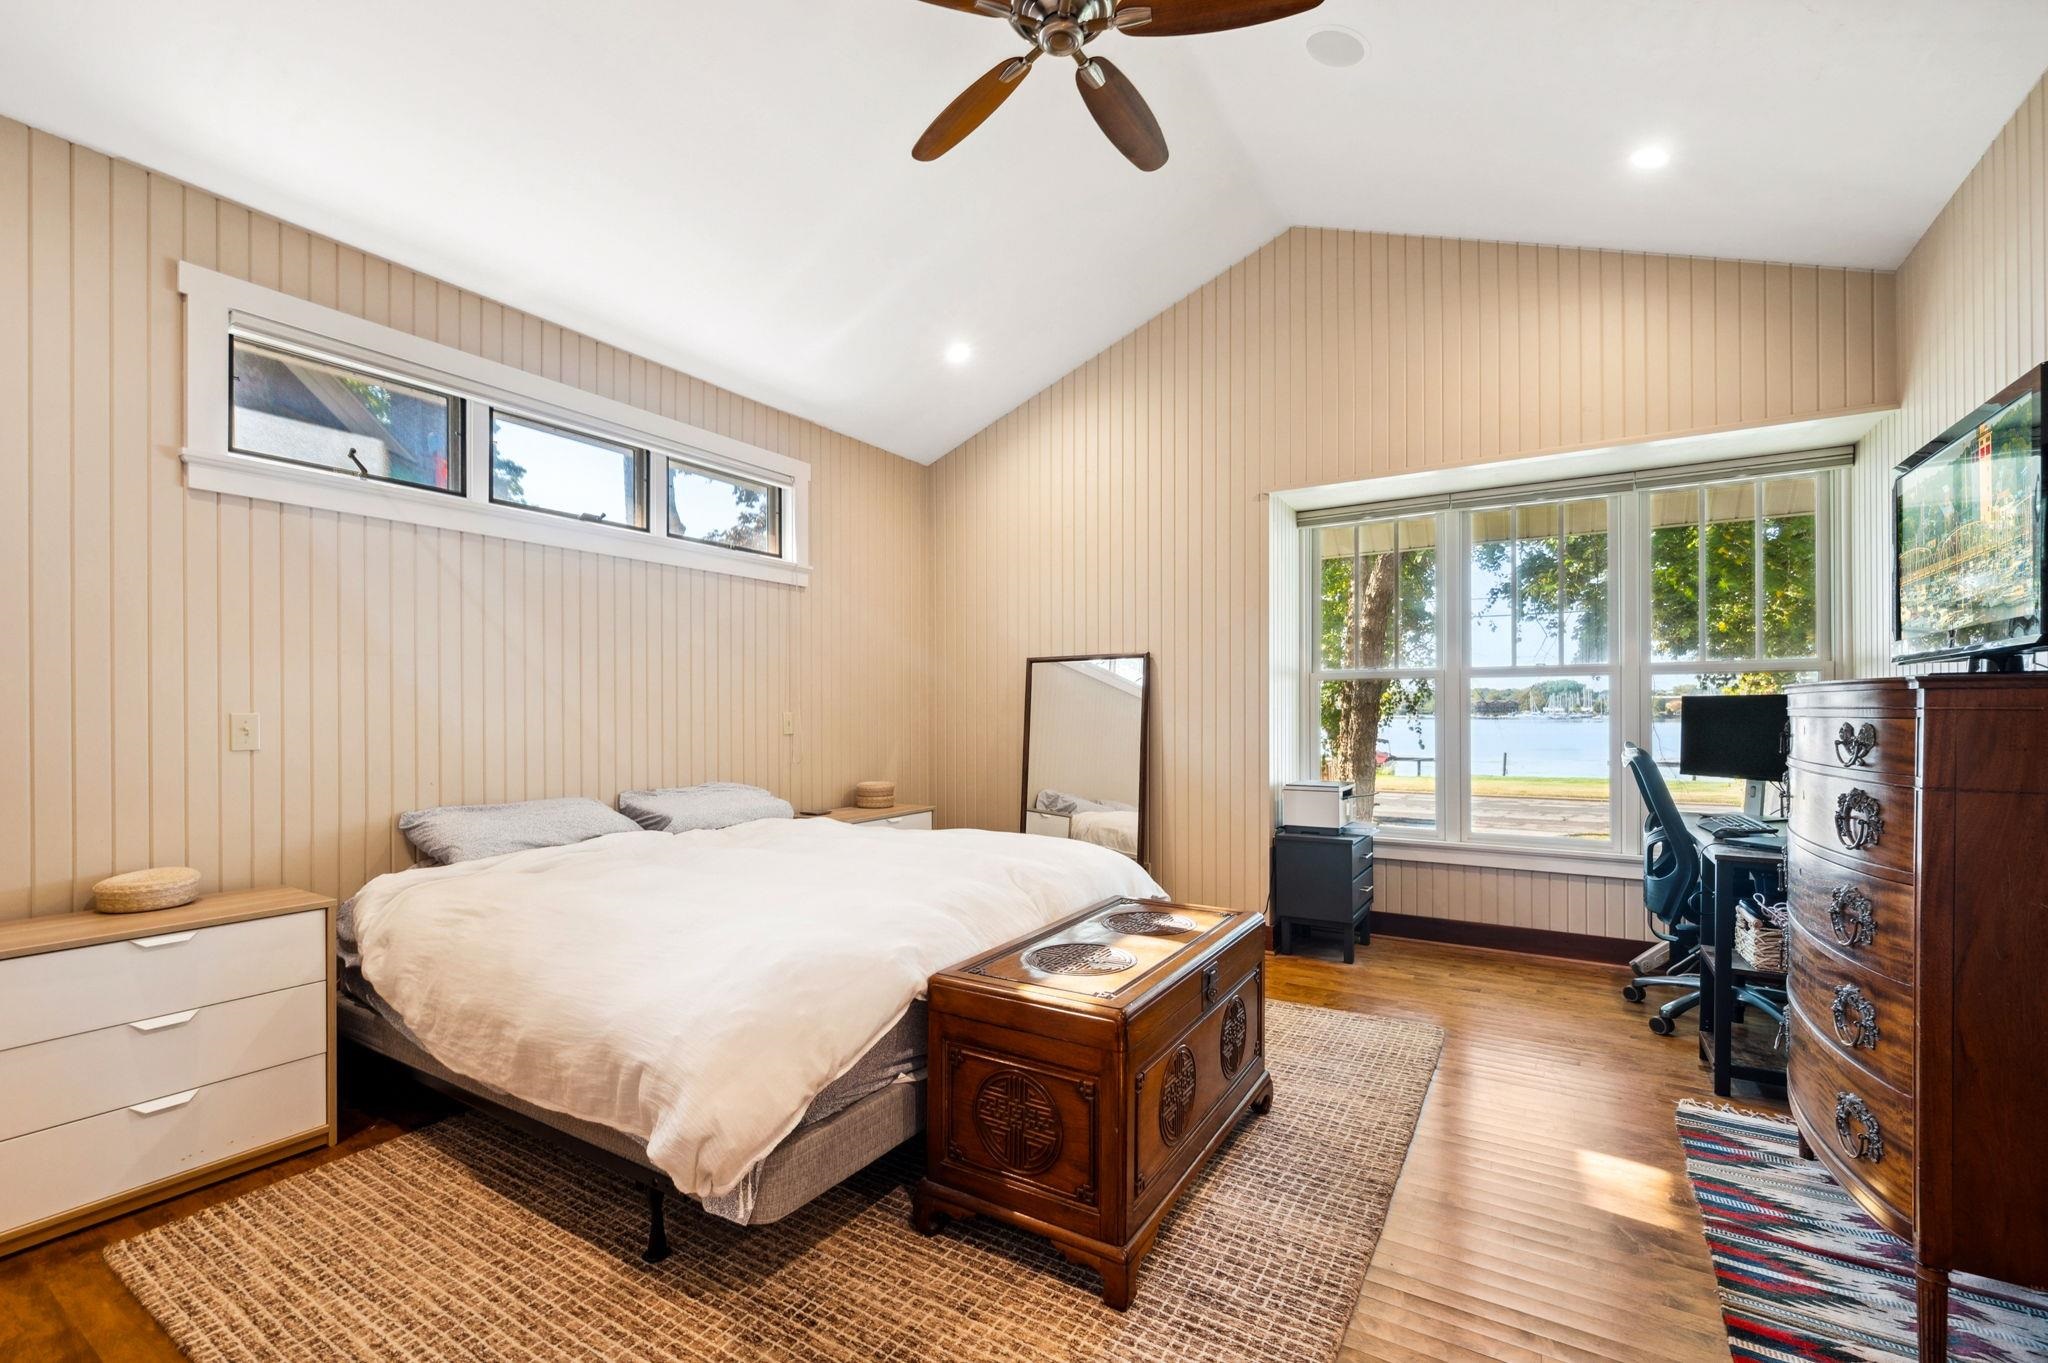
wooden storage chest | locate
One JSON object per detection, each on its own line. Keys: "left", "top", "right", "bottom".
{"left": 912, "top": 897, "right": 1273, "bottom": 1309}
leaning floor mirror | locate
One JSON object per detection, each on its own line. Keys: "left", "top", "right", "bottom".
{"left": 1020, "top": 653, "right": 1151, "bottom": 864}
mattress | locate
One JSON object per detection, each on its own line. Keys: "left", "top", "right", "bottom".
{"left": 337, "top": 982, "right": 925, "bottom": 1226}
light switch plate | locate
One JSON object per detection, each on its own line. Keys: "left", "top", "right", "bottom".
{"left": 229, "top": 712, "right": 261, "bottom": 752}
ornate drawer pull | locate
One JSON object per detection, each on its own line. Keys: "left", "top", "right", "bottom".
{"left": 1834, "top": 1092, "right": 1884, "bottom": 1162}
{"left": 1833, "top": 788, "right": 1884, "bottom": 851}
{"left": 1826, "top": 886, "right": 1876, "bottom": 948}
{"left": 1833, "top": 722, "right": 1879, "bottom": 768}
{"left": 1829, "top": 984, "right": 1879, "bottom": 1050}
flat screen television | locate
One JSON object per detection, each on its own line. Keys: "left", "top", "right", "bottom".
{"left": 1894, "top": 364, "right": 2047, "bottom": 667}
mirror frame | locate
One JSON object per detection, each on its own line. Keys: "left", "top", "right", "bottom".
{"left": 1018, "top": 652, "right": 1152, "bottom": 866}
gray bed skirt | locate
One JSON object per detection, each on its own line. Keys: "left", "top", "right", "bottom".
{"left": 336, "top": 994, "right": 925, "bottom": 1226}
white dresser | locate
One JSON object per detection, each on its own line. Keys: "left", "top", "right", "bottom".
{"left": 0, "top": 887, "right": 336, "bottom": 1256}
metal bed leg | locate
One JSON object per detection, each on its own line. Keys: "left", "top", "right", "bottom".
{"left": 642, "top": 1182, "right": 671, "bottom": 1264}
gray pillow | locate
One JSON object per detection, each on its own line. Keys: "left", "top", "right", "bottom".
{"left": 398, "top": 797, "right": 639, "bottom": 865}
{"left": 618, "top": 783, "right": 794, "bottom": 832}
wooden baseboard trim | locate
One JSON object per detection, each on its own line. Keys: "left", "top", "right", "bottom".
{"left": 0, "top": 1126, "right": 333, "bottom": 1259}
{"left": 1371, "top": 912, "right": 1644, "bottom": 965}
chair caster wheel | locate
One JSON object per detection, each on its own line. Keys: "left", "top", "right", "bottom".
{"left": 1622, "top": 984, "right": 1646, "bottom": 1003}
{"left": 1648, "top": 1015, "right": 1676, "bottom": 1036}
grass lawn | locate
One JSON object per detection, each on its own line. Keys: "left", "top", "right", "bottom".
{"left": 1373, "top": 773, "right": 1744, "bottom": 804}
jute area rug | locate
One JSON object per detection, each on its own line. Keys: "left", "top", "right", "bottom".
{"left": 107, "top": 1002, "right": 1443, "bottom": 1363}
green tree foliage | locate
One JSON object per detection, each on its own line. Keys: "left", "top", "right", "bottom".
{"left": 1471, "top": 520, "right": 1610, "bottom": 664}
{"left": 1650, "top": 509, "right": 1815, "bottom": 659}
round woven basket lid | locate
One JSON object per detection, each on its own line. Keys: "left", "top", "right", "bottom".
{"left": 93, "top": 866, "right": 201, "bottom": 915}
{"left": 853, "top": 780, "right": 896, "bottom": 809}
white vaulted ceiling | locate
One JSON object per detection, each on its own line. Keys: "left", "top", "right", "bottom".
{"left": 2, "top": 1, "right": 2045, "bottom": 461}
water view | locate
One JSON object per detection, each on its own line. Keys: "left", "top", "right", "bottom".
{"left": 1357, "top": 713, "right": 1740, "bottom": 837}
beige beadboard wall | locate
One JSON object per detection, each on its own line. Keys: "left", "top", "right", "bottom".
{"left": 0, "top": 115, "right": 933, "bottom": 922}
{"left": 931, "top": 226, "right": 1899, "bottom": 936}
{"left": 1848, "top": 73, "right": 2048, "bottom": 677}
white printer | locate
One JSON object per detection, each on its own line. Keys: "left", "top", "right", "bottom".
{"left": 1279, "top": 781, "right": 1358, "bottom": 832}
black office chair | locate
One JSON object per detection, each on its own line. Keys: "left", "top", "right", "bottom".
{"left": 1621, "top": 742, "right": 1703, "bottom": 1035}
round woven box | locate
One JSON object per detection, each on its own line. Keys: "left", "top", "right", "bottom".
{"left": 92, "top": 866, "right": 201, "bottom": 915}
{"left": 853, "top": 781, "right": 896, "bottom": 810}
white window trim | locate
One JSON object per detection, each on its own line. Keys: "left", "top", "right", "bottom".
{"left": 1300, "top": 464, "right": 1843, "bottom": 873}
{"left": 179, "top": 262, "right": 811, "bottom": 587}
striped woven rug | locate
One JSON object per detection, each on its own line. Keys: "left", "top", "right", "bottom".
{"left": 1676, "top": 1101, "right": 2048, "bottom": 1362}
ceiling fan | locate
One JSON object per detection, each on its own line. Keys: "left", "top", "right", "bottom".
{"left": 911, "top": 0, "right": 1324, "bottom": 172}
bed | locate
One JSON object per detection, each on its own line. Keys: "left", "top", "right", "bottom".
{"left": 338, "top": 814, "right": 1164, "bottom": 1256}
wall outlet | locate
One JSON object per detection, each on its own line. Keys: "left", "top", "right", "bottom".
{"left": 229, "top": 712, "right": 261, "bottom": 752}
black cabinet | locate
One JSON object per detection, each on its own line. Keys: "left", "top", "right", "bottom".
{"left": 1271, "top": 826, "right": 1374, "bottom": 963}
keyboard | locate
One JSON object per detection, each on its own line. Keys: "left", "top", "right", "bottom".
{"left": 1699, "top": 812, "right": 1773, "bottom": 837}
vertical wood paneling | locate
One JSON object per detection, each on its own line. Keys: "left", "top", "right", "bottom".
{"left": 0, "top": 113, "right": 934, "bottom": 921}
{"left": 1850, "top": 74, "right": 2048, "bottom": 679}
{"left": 934, "top": 225, "right": 1899, "bottom": 934}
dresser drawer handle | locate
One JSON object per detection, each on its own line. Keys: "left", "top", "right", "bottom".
{"left": 1833, "top": 722, "right": 1879, "bottom": 768}
{"left": 1833, "top": 789, "right": 1884, "bottom": 852}
{"left": 129, "top": 1009, "right": 199, "bottom": 1033}
{"left": 1829, "top": 985, "right": 1879, "bottom": 1050}
{"left": 1826, "top": 886, "right": 1876, "bottom": 948}
{"left": 131, "top": 931, "right": 198, "bottom": 949}
{"left": 129, "top": 1089, "right": 199, "bottom": 1117}
{"left": 1834, "top": 1092, "right": 1885, "bottom": 1163}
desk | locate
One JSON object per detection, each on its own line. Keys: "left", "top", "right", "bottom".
{"left": 1690, "top": 824, "right": 1787, "bottom": 1097}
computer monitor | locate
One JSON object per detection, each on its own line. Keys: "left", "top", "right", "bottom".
{"left": 1678, "top": 694, "right": 1790, "bottom": 782}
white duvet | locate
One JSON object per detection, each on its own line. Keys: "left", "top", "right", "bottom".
{"left": 349, "top": 817, "right": 1163, "bottom": 1204}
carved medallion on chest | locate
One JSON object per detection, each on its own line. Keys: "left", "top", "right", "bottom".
{"left": 1220, "top": 996, "right": 1249, "bottom": 1077}
{"left": 1157, "top": 1045, "right": 1199, "bottom": 1146}
{"left": 973, "top": 1069, "right": 1063, "bottom": 1174}
{"left": 1100, "top": 908, "right": 1197, "bottom": 936}
{"left": 1022, "top": 942, "right": 1136, "bottom": 977}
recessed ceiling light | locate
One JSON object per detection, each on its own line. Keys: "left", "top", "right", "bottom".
{"left": 1305, "top": 26, "right": 1368, "bottom": 69}
{"left": 1629, "top": 144, "right": 1673, "bottom": 171}
{"left": 944, "top": 340, "right": 974, "bottom": 366}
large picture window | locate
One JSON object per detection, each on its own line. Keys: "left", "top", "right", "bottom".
{"left": 1306, "top": 466, "right": 1834, "bottom": 859}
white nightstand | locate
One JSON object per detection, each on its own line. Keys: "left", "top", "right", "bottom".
{"left": 818, "top": 804, "right": 936, "bottom": 831}
{"left": 0, "top": 887, "right": 337, "bottom": 1256}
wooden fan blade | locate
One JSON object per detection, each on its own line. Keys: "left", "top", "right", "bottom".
{"left": 1077, "top": 59, "right": 1168, "bottom": 172}
{"left": 1125, "top": 0, "right": 1323, "bottom": 37}
{"left": 913, "top": 58, "right": 1033, "bottom": 162}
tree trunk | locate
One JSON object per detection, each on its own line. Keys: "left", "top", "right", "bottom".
{"left": 1338, "top": 551, "right": 1399, "bottom": 811}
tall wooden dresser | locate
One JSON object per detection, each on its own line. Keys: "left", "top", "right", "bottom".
{"left": 1785, "top": 676, "right": 2048, "bottom": 1358}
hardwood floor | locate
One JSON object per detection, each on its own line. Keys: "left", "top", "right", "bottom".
{"left": 1, "top": 937, "right": 1770, "bottom": 1361}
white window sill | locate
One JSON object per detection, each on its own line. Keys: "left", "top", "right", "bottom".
{"left": 1369, "top": 835, "right": 1641, "bottom": 881}
{"left": 182, "top": 449, "right": 812, "bottom": 587}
